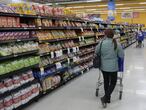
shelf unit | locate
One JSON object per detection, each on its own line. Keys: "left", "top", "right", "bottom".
{"left": 0, "top": 10, "right": 142, "bottom": 110}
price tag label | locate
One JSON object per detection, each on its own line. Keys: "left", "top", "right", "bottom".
{"left": 40, "top": 67, "right": 44, "bottom": 75}
{"left": 60, "top": 50, "right": 63, "bottom": 56}
{"left": 51, "top": 52, "right": 54, "bottom": 58}
{"left": 87, "top": 67, "right": 89, "bottom": 71}
{"left": 55, "top": 51, "right": 59, "bottom": 58}
{"left": 17, "top": 39, "right": 21, "bottom": 42}
{"left": 39, "top": 27, "right": 42, "bottom": 29}
{"left": 20, "top": 14, "right": 23, "bottom": 17}
{"left": 81, "top": 71, "right": 84, "bottom": 74}
{"left": 73, "top": 47, "right": 77, "bottom": 53}
{"left": 56, "top": 62, "right": 62, "bottom": 69}
{"left": 80, "top": 27, "right": 84, "bottom": 32}
{"left": 67, "top": 48, "right": 70, "bottom": 54}
{"left": 90, "top": 27, "right": 93, "bottom": 31}
{"left": 73, "top": 56, "right": 77, "bottom": 62}
{"left": 79, "top": 36, "right": 81, "bottom": 41}
{"left": 24, "top": 27, "right": 28, "bottom": 30}
{"left": 38, "top": 16, "right": 41, "bottom": 18}
{"left": 76, "top": 46, "right": 79, "bottom": 52}
{"left": 82, "top": 36, "right": 85, "bottom": 41}
{"left": 67, "top": 58, "right": 70, "bottom": 64}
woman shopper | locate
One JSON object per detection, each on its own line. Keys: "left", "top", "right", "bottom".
{"left": 137, "top": 28, "right": 144, "bottom": 48}
{"left": 95, "top": 29, "right": 124, "bottom": 108}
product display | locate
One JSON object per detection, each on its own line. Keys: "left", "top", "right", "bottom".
{"left": 0, "top": 83, "right": 40, "bottom": 110}
{"left": 42, "top": 75, "right": 61, "bottom": 91}
{"left": 0, "top": 31, "right": 35, "bottom": 41}
{"left": 0, "top": 56, "right": 40, "bottom": 75}
{"left": 0, "top": 2, "right": 142, "bottom": 110}
{"left": 36, "top": 30, "right": 77, "bottom": 41}
{"left": 0, "top": 71, "right": 34, "bottom": 94}
{"left": 0, "top": 41, "right": 38, "bottom": 56}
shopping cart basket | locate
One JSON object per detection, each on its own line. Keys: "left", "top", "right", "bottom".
{"left": 95, "top": 57, "right": 124, "bottom": 100}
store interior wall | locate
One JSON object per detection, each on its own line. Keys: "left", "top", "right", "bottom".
{"left": 101, "top": 12, "right": 146, "bottom": 26}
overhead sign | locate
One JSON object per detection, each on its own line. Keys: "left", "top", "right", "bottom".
{"left": 108, "top": 0, "right": 115, "bottom": 21}
{"left": 121, "top": 12, "right": 133, "bottom": 19}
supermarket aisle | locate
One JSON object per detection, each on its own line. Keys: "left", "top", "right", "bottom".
{"left": 27, "top": 43, "right": 146, "bottom": 110}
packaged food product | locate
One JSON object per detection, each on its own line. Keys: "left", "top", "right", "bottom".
{"left": 27, "top": 71, "right": 34, "bottom": 81}
{"left": 3, "top": 79, "right": 14, "bottom": 91}
{"left": 0, "top": 81, "right": 7, "bottom": 93}
{"left": 12, "top": 75, "right": 21, "bottom": 89}
{"left": 3, "top": 96, "right": 13, "bottom": 110}
{"left": 12, "top": 92, "right": 21, "bottom": 108}
{"left": 0, "top": 99, "right": 4, "bottom": 110}
{"left": 21, "top": 89, "right": 27, "bottom": 104}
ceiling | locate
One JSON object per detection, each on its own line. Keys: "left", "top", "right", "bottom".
{"left": 1, "top": 0, "right": 146, "bottom": 15}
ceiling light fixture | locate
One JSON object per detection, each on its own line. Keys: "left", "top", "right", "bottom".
{"left": 116, "top": 4, "right": 124, "bottom": 6}
{"left": 139, "top": 2, "right": 146, "bottom": 4}
{"left": 86, "top": 0, "right": 102, "bottom": 2}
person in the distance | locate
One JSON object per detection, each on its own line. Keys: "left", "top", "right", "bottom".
{"left": 95, "top": 29, "right": 124, "bottom": 108}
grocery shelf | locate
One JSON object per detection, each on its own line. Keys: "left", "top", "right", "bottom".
{"left": 15, "top": 92, "right": 41, "bottom": 110}
{"left": 0, "top": 27, "right": 37, "bottom": 31}
{"left": 40, "top": 66, "right": 68, "bottom": 80}
{"left": 0, "top": 50, "right": 39, "bottom": 62}
{"left": 79, "top": 50, "right": 95, "bottom": 57}
{"left": 0, "top": 12, "right": 38, "bottom": 18}
{"left": 0, "top": 37, "right": 38, "bottom": 44}
{"left": 39, "top": 37, "right": 79, "bottom": 43}
{"left": 0, "top": 64, "right": 39, "bottom": 79}
{"left": 79, "top": 42, "right": 97, "bottom": 48}
{"left": 39, "top": 36, "right": 95, "bottom": 43}
{"left": 0, "top": 79, "right": 38, "bottom": 99}
{"left": 14, "top": 66, "right": 91, "bottom": 110}
{"left": 41, "top": 66, "right": 92, "bottom": 95}
{"left": 70, "top": 57, "right": 93, "bottom": 67}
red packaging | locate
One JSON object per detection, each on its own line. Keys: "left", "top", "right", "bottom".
{"left": 3, "top": 96, "right": 13, "bottom": 110}
{"left": 12, "top": 92, "right": 21, "bottom": 108}
{"left": 4, "top": 79, "right": 14, "bottom": 91}
{"left": 31, "top": 87, "right": 39, "bottom": 94}
{"left": 13, "top": 76, "right": 21, "bottom": 88}
{"left": 21, "top": 74, "right": 29, "bottom": 83}
{"left": 0, "top": 99, "right": 4, "bottom": 110}
{"left": 1, "top": 17, "right": 7, "bottom": 27}
{"left": 7, "top": 17, "right": 13, "bottom": 27}
{"left": 12, "top": 17, "right": 16, "bottom": 27}
{"left": 16, "top": 17, "right": 20, "bottom": 27}
{"left": 0, "top": 82, "right": 7, "bottom": 93}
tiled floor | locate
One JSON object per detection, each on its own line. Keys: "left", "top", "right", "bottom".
{"left": 27, "top": 43, "right": 146, "bottom": 110}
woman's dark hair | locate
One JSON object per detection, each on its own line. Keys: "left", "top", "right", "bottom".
{"left": 104, "top": 29, "right": 117, "bottom": 50}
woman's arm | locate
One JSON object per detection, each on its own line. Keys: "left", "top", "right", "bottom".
{"left": 95, "top": 42, "right": 101, "bottom": 55}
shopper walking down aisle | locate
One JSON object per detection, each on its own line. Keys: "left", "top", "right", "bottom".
{"left": 136, "top": 29, "right": 144, "bottom": 48}
{"left": 95, "top": 29, "right": 124, "bottom": 108}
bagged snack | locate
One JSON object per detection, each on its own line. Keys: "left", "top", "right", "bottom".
{"left": 0, "top": 99, "right": 4, "bottom": 110}
{"left": 12, "top": 92, "right": 21, "bottom": 108}
{"left": 3, "top": 96, "right": 13, "bottom": 110}
{"left": 3, "top": 78, "right": 14, "bottom": 91}
{"left": 12, "top": 75, "right": 21, "bottom": 89}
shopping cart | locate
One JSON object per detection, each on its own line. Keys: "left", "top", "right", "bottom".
{"left": 136, "top": 40, "right": 144, "bottom": 48}
{"left": 95, "top": 57, "right": 124, "bottom": 100}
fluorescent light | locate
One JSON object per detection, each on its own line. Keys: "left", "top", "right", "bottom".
{"left": 98, "top": 5, "right": 108, "bottom": 7}
{"left": 86, "top": 0, "right": 102, "bottom": 2}
{"left": 116, "top": 4, "right": 124, "bottom": 6}
{"left": 139, "top": 2, "right": 146, "bottom": 4}
{"left": 117, "top": 7, "right": 131, "bottom": 9}
{"left": 134, "top": 9, "right": 145, "bottom": 10}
